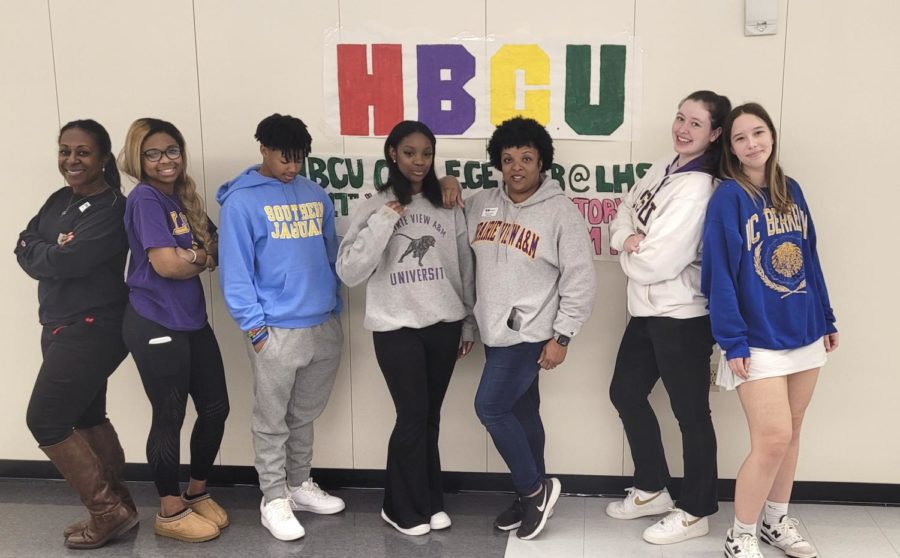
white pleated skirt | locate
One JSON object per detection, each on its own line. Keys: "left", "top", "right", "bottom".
{"left": 714, "top": 337, "right": 827, "bottom": 391}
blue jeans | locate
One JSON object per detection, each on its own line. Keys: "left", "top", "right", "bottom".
{"left": 474, "top": 341, "right": 546, "bottom": 495}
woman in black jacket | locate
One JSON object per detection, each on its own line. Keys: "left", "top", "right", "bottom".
{"left": 15, "top": 119, "right": 138, "bottom": 550}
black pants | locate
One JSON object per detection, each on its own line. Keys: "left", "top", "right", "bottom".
{"left": 373, "top": 321, "right": 462, "bottom": 529}
{"left": 609, "top": 315, "right": 718, "bottom": 517}
{"left": 122, "top": 304, "right": 229, "bottom": 497}
{"left": 26, "top": 312, "right": 128, "bottom": 446}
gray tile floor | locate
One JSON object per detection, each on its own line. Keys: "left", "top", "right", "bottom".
{"left": 504, "top": 497, "right": 900, "bottom": 558}
{"left": 1, "top": 478, "right": 898, "bottom": 558}
{"left": 0, "top": 478, "right": 510, "bottom": 558}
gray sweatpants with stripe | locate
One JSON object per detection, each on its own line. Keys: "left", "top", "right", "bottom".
{"left": 247, "top": 315, "right": 343, "bottom": 502}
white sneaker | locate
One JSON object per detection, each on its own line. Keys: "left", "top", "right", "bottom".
{"left": 725, "top": 528, "right": 764, "bottom": 558}
{"left": 430, "top": 511, "right": 451, "bottom": 530}
{"left": 761, "top": 515, "right": 817, "bottom": 558}
{"left": 605, "top": 487, "right": 674, "bottom": 519}
{"left": 260, "top": 497, "right": 305, "bottom": 541}
{"left": 288, "top": 477, "right": 346, "bottom": 514}
{"left": 642, "top": 508, "right": 709, "bottom": 544}
{"left": 381, "top": 509, "right": 430, "bottom": 536}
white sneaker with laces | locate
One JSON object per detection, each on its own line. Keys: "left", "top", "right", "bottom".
{"left": 260, "top": 497, "right": 305, "bottom": 541}
{"left": 642, "top": 508, "right": 709, "bottom": 544}
{"left": 725, "top": 528, "right": 764, "bottom": 558}
{"left": 761, "top": 515, "right": 817, "bottom": 558}
{"left": 430, "top": 511, "right": 451, "bottom": 530}
{"left": 605, "top": 487, "right": 674, "bottom": 519}
{"left": 288, "top": 477, "right": 346, "bottom": 514}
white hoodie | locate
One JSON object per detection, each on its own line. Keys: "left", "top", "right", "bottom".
{"left": 609, "top": 155, "right": 715, "bottom": 318}
{"left": 466, "top": 176, "right": 596, "bottom": 347}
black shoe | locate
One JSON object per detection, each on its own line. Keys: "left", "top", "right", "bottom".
{"left": 494, "top": 498, "right": 523, "bottom": 531}
{"left": 516, "top": 478, "right": 561, "bottom": 540}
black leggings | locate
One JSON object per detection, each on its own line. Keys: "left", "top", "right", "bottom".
{"left": 122, "top": 304, "right": 229, "bottom": 497}
{"left": 26, "top": 312, "right": 128, "bottom": 446}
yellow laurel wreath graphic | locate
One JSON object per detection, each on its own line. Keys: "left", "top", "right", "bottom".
{"left": 753, "top": 243, "right": 806, "bottom": 299}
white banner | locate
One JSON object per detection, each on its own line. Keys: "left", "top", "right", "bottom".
{"left": 301, "top": 154, "right": 652, "bottom": 261}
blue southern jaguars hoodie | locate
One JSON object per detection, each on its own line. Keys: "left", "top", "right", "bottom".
{"left": 217, "top": 165, "right": 342, "bottom": 332}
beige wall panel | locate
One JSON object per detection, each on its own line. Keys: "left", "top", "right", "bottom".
{"left": 629, "top": 0, "right": 785, "bottom": 481}
{"left": 629, "top": 386, "right": 751, "bottom": 479}
{"left": 347, "top": 286, "right": 488, "bottom": 472}
{"left": 545, "top": 264, "right": 628, "bottom": 475}
{"left": 777, "top": 0, "right": 900, "bottom": 483}
{"left": 4, "top": 0, "right": 899, "bottom": 488}
{"left": 1, "top": 0, "right": 62, "bottom": 460}
{"left": 49, "top": 0, "right": 204, "bottom": 169}
{"left": 48, "top": 0, "right": 206, "bottom": 464}
{"left": 209, "top": 278, "right": 354, "bottom": 468}
{"left": 339, "top": 0, "right": 491, "bottom": 472}
{"left": 486, "top": 264, "right": 628, "bottom": 475}
{"left": 193, "top": 0, "right": 343, "bottom": 204}
{"left": 632, "top": 0, "right": 788, "bottom": 163}
{"left": 477, "top": 0, "right": 636, "bottom": 477}
{"left": 193, "top": 0, "right": 352, "bottom": 468}
{"left": 346, "top": 286, "right": 388, "bottom": 468}
{"left": 208, "top": 285, "right": 254, "bottom": 465}
{"left": 439, "top": 345, "right": 489, "bottom": 472}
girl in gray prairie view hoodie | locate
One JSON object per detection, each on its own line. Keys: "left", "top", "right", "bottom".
{"left": 469, "top": 117, "right": 596, "bottom": 542}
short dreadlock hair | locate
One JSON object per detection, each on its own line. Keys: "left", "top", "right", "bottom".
{"left": 254, "top": 113, "right": 312, "bottom": 162}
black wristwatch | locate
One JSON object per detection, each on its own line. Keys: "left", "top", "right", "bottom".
{"left": 555, "top": 334, "right": 571, "bottom": 347}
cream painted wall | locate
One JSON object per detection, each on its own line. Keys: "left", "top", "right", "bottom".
{"left": 2, "top": 0, "right": 897, "bottom": 485}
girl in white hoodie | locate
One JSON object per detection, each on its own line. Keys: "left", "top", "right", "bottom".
{"left": 606, "top": 91, "right": 731, "bottom": 546}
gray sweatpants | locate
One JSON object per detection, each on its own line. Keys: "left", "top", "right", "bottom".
{"left": 247, "top": 315, "right": 343, "bottom": 502}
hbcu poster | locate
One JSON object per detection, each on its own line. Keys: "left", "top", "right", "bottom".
{"left": 324, "top": 33, "right": 641, "bottom": 140}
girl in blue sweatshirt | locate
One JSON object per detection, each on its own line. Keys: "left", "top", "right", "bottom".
{"left": 702, "top": 103, "right": 838, "bottom": 558}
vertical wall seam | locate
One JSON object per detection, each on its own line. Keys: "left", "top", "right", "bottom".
{"left": 336, "top": 0, "right": 357, "bottom": 470}
{"left": 46, "top": 0, "right": 61, "bottom": 129}
{"left": 621, "top": 0, "right": 640, "bottom": 478}
{"left": 190, "top": 0, "right": 215, "bottom": 330}
{"left": 189, "top": 0, "right": 222, "bottom": 467}
{"left": 483, "top": 0, "right": 490, "bottom": 474}
{"left": 778, "top": 0, "right": 791, "bottom": 147}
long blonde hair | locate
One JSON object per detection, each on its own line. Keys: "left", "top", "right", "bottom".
{"left": 118, "top": 118, "right": 212, "bottom": 249}
{"left": 720, "top": 103, "right": 792, "bottom": 214}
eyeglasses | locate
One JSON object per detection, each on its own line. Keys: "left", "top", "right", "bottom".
{"left": 142, "top": 146, "right": 182, "bottom": 162}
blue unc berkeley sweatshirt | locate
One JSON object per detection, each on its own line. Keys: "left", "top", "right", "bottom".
{"left": 217, "top": 165, "right": 342, "bottom": 332}
{"left": 701, "top": 179, "right": 836, "bottom": 359}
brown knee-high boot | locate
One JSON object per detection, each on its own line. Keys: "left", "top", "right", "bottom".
{"left": 42, "top": 431, "right": 139, "bottom": 549}
{"left": 62, "top": 421, "right": 138, "bottom": 538}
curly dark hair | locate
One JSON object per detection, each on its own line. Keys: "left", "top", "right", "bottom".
{"left": 254, "top": 113, "right": 312, "bottom": 163}
{"left": 486, "top": 116, "right": 554, "bottom": 171}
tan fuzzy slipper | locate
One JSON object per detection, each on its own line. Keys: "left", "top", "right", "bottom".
{"left": 183, "top": 492, "right": 230, "bottom": 529}
{"left": 155, "top": 508, "right": 220, "bottom": 543}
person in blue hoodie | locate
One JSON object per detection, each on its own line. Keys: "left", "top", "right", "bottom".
{"left": 702, "top": 103, "right": 838, "bottom": 558}
{"left": 217, "top": 114, "right": 346, "bottom": 543}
